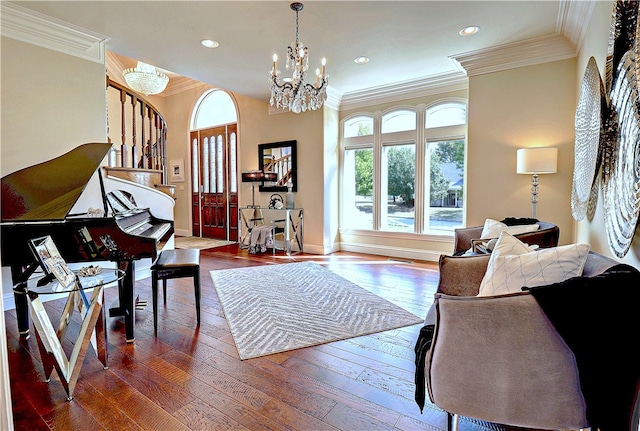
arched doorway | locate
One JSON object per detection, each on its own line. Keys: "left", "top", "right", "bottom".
{"left": 190, "top": 90, "right": 238, "bottom": 241}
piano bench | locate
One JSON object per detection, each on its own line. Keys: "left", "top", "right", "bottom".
{"left": 150, "top": 249, "right": 201, "bottom": 333}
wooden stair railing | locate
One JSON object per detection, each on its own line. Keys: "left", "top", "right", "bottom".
{"left": 106, "top": 77, "right": 169, "bottom": 191}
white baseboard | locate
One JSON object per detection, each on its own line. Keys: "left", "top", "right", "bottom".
{"left": 337, "top": 242, "right": 442, "bottom": 262}
{"left": 175, "top": 228, "right": 191, "bottom": 237}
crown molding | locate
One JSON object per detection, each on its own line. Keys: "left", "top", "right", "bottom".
{"left": 0, "top": 2, "right": 109, "bottom": 63}
{"left": 162, "top": 77, "right": 210, "bottom": 97}
{"left": 325, "top": 87, "right": 341, "bottom": 111}
{"left": 451, "top": 33, "right": 576, "bottom": 77}
{"left": 557, "top": 0, "right": 596, "bottom": 52}
{"left": 339, "top": 72, "right": 468, "bottom": 111}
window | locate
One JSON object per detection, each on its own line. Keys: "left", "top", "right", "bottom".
{"left": 381, "top": 143, "right": 415, "bottom": 232}
{"left": 342, "top": 147, "right": 374, "bottom": 230}
{"left": 343, "top": 116, "right": 373, "bottom": 138}
{"left": 425, "top": 102, "right": 466, "bottom": 128}
{"left": 425, "top": 139, "right": 464, "bottom": 232}
{"left": 341, "top": 101, "right": 466, "bottom": 235}
{"left": 381, "top": 109, "right": 415, "bottom": 133}
{"left": 192, "top": 90, "right": 237, "bottom": 129}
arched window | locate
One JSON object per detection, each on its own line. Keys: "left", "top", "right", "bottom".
{"left": 426, "top": 102, "right": 466, "bottom": 128}
{"left": 340, "top": 100, "right": 467, "bottom": 235}
{"left": 342, "top": 114, "right": 375, "bottom": 230}
{"left": 343, "top": 115, "right": 373, "bottom": 137}
{"left": 192, "top": 90, "right": 237, "bottom": 129}
{"left": 382, "top": 109, "right": 416, "bottom": 133}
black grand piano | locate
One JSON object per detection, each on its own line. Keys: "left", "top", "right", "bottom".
{"left": 1, "top": 142, "right": 173, "bottom": 343}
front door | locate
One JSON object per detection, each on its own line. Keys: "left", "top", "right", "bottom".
{"left": 190, "top": 124, "right": 238, "bottom": 241}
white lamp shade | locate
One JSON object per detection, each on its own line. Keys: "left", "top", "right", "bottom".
{"left": 516, "top": 147, "right": 558, "bottom": 174}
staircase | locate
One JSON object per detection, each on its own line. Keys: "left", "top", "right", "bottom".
{"left": 106, "top": 77, "right": 174, "bottom": 197}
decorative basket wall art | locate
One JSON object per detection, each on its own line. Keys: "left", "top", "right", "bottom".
{"left": 571, "top": 57, "right": 605, "bottom": 221}
{"left": 573, "top": 0, "right": 639, "bottom": 258}
{"left": 604, "top": 49, "right": 640, "bottom": 258}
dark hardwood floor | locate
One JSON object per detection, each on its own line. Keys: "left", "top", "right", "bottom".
{"left": 5, "top": 245, "right": 531, "bottom": 431}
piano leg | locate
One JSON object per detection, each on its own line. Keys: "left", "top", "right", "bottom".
{"left": 14, "top": 287, "right": 30, "bottom": 337}
{"left": 108, "top": 259, "right": 136, "bottom": 343}
{"left": 12, "top": 265, "right": 30, "bottom": 337}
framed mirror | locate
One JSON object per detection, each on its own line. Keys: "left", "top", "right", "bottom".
{"left": 258, "top": 140, "right": 297, "bottom": 192}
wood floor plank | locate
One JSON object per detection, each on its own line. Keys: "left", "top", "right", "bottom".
{"left": 323, "top": 402, "right": 402, "bottom": 431}
{"left": 254, "top": 355, "right": 403, "bottom": 427}
{"left": 175, "top": 375, "right": 286, "bottom": 431}
{"left": 172, "top": 396, "right": 251, "bottom": 431}
{"left": 71, "top": 379, "right": 146, "bottom": 431}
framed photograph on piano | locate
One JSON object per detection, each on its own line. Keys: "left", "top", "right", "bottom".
{"left": 29, "top": 236, "right": 76, "bottom": 291}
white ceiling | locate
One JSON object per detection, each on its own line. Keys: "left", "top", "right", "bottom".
{"left": 7, "top": 1, "right": 590, "bottom": 105}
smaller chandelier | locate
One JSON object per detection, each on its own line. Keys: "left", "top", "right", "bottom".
{"left": 123, "top": 61, "right": 169, "bottom": 96}
{"left": 269, "top": 2, "right": 328, "bottom": 114}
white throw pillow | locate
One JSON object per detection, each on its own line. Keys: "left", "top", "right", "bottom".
{"left": 478, "top": 232, "right": 591, "bottom": 296}
{"left": 480, "top": 218, "right": 540, "bottom": 240}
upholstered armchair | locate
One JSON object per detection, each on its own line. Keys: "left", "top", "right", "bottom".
{"left": 417, "top": 251, "right": 640, "bottom": 431}
{"left": 453, "top": 220, "right": 559, "bottom": 255}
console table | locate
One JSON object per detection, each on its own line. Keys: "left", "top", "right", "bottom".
{"left": 239, "top": 207, "right": 303, "bottom": 255}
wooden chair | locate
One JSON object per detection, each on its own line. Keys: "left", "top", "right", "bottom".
{"left": 150, "top": 249, "right": 201, "bottom": 333}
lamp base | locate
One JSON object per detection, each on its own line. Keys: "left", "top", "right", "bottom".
{"left": 530, "top": 173, "right": 539, "bottom": 219}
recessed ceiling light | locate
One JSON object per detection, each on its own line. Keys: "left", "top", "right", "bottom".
{"left": 459, "top": 26, "right": 480, "bottom": 36}
{"left": 354, "top": 56, "right": 369, "bottom": 64}
{"left": 201, "top": 39, "right": 219, "bottom": 48}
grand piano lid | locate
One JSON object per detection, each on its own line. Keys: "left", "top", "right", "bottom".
{"left": 1, "top": 142, "right": 113, "bottom": 221}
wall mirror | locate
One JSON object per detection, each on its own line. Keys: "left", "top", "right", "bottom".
{"left": 258, "top": 140, "right": 297, "bottom": 192}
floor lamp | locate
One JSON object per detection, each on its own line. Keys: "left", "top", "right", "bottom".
{"left": 516, "top": 147, "right": 558, "bottom": 219}
{"left": 241, "top": 171, "right": 277, "bottom": 208}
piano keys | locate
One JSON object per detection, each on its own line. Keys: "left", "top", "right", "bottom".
{"left": 1, "top": 142, "right": 174, "bottom": 343}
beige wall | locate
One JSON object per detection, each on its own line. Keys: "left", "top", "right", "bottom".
{"left": 467, "top": 59, "right": 577, "bottom": 245}
{"left": 574, "top": 0, "right": 640, "bottom": 267}
{"left": 1, "top": 37, "right": 107, "bottom": 176}
{"left": 323, "top": 106, "right": 340, "bottom": 253}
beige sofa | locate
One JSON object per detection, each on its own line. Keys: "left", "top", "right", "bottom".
{"left": 416, "top": 251, "right": 640, "bottom": 430}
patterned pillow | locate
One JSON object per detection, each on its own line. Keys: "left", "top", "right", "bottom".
{"left": 478, "top": 232, "right": 591, "bottom": 296}
{"left": 480, "top": 218, "right": 540, "bottom": 240}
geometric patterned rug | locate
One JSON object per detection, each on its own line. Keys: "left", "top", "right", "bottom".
{"left": 210, "top": 261, "right": 423, "bottom": 360}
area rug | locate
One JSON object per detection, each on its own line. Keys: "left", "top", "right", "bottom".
{"left": 175, "top": 236, "right": 234, "bottom": 250}
{"left": 210, "top": 262, "right": 423, "bottom": 360}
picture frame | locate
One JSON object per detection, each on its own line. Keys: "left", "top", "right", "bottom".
{"left": 258, "top": 140, "right": 297, "bottom": 192}
{"left": 29, "top": 236, "right": 76, "bottom": 290}
{"left": 170, "top": 159, "right": 185, "bottom": 183}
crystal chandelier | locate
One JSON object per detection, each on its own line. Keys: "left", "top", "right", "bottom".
{"left": 269, "top": 2, "right": 328, "bottom": 114}
{"left": 123, "top": 61, "right": 169, "bottom": 96}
